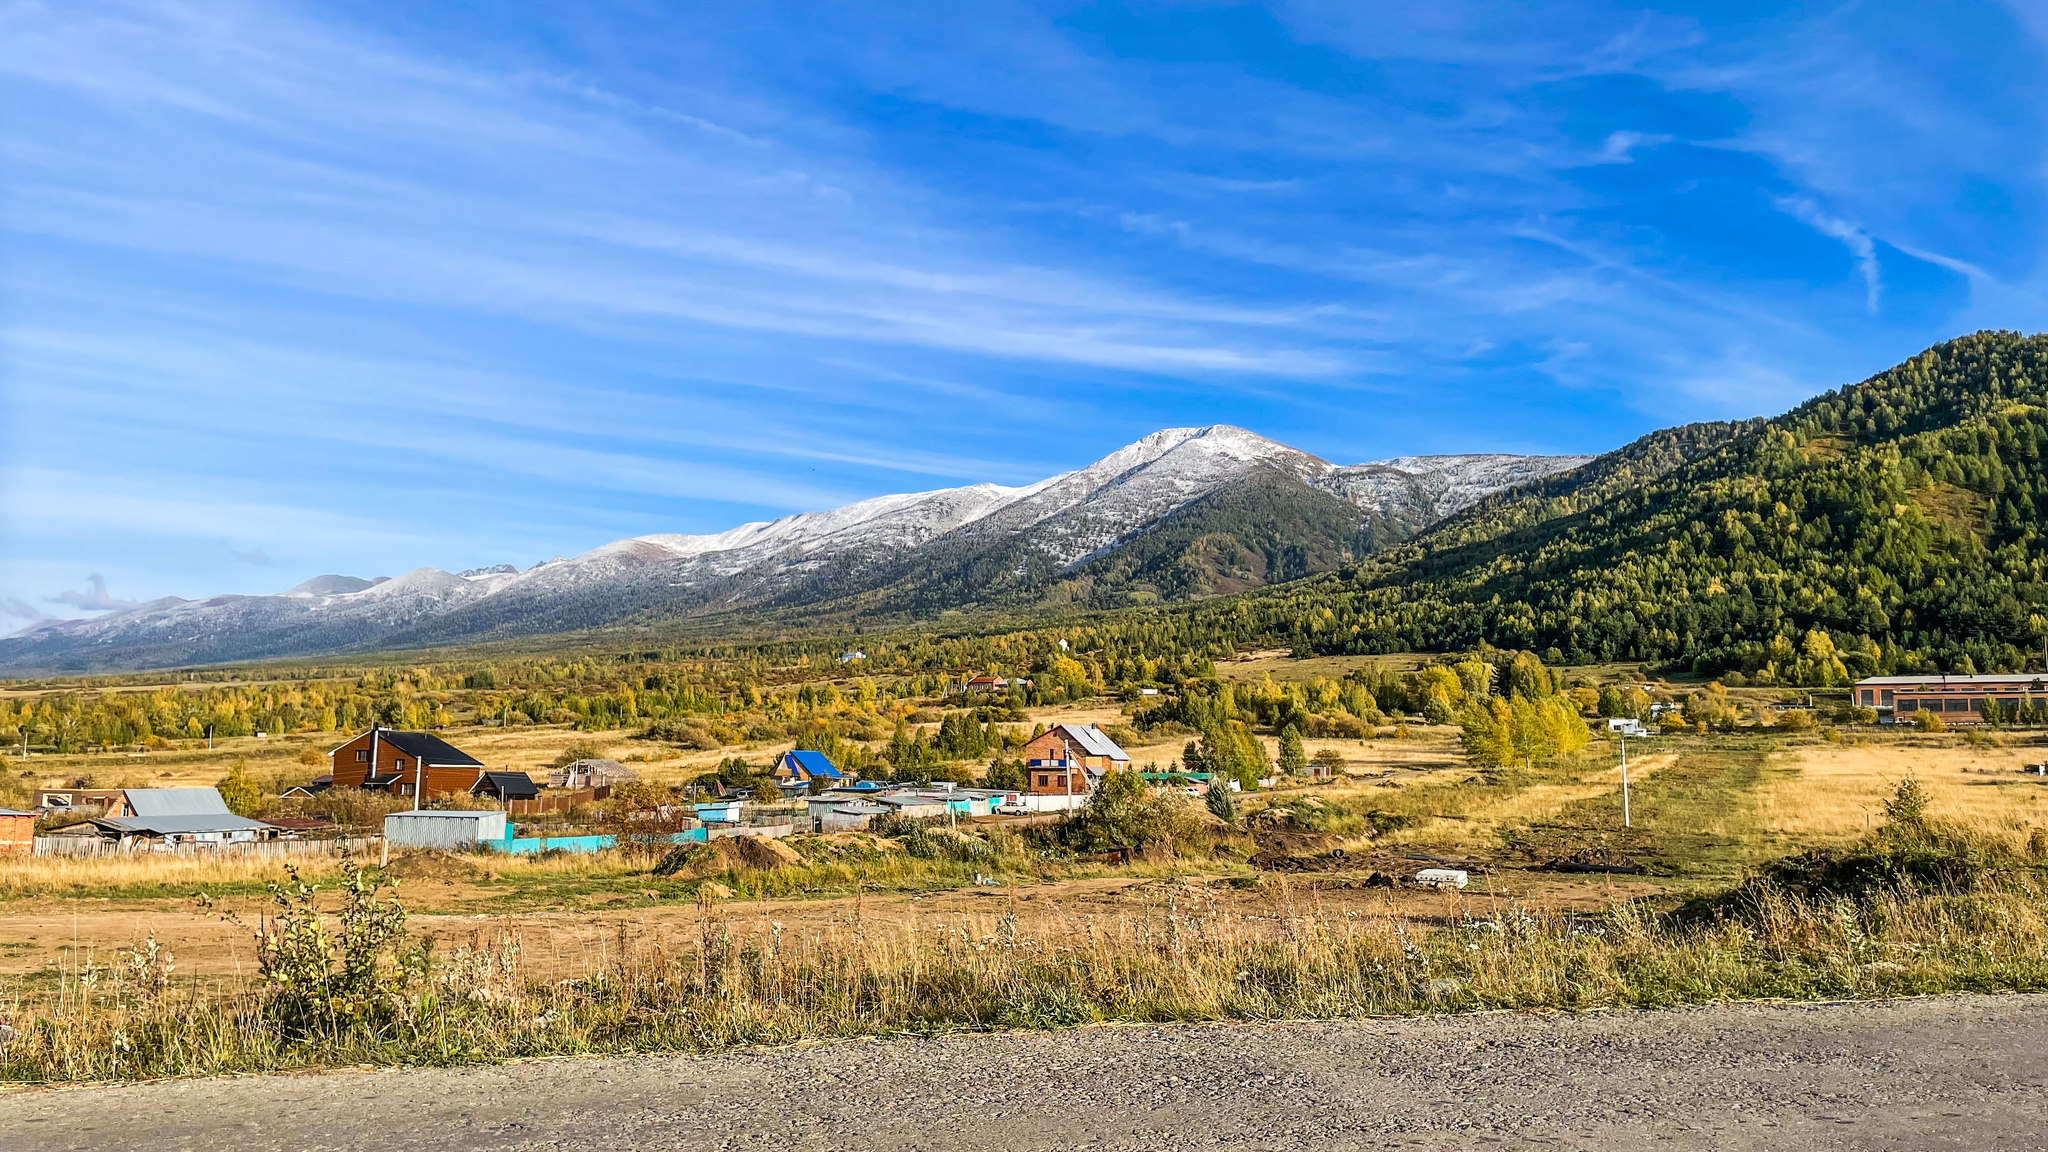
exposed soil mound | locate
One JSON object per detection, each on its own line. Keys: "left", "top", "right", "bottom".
{"left": 729, "top": 835, "right": 803, "bottom": 869}
{"left": 654, "top": 835, "right": 804, "bottom": 879}
{"left": 381, "top": 851, "right": 488, "bottom": 882}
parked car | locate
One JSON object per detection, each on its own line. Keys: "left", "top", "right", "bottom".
{"left": 995, "top": 802, "right": 1031, "bottom": 816}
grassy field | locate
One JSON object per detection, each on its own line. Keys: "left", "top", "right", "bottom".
{"left": 8, "top": 651, "right": 2048, "bottom": 1083}
{"left": 5, "top": 811, "right": 2047, "bottom": 1082}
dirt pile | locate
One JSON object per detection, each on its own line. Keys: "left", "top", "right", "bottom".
{"left": 381, "top": 851, "right": 490, "bottom": 883}
{"left": 654, "top": 835, "right": 804, "bottom": 879}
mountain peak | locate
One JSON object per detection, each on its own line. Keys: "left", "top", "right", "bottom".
{"left": 0, "top": 426, "right": 1589, "bottom": 670}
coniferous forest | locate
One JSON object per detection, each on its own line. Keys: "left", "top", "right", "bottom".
{"left": 1194, "top": 331, "right": 2048, "bottom": 681}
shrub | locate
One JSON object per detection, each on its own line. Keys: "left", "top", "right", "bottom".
{"left": 1914, "top": 709, "right": 1946, "bottom": 732}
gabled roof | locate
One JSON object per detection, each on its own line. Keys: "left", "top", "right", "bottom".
{"left": 124, "top": 788, "right": 231, "bottom": 818}
{"left": 1050, "top": 723, "right": 1130, "bottom": 761}
{"left": 330, "top": 728, "right": 484, "bottom": 767}
{"left": 93, "top": 814, "right": 274, "bottom": 836}
{"left": 472, "top": 771, "right": 540, "bottom": 799}
{"left": 782, "top": 749, "right": 844, "bottom": 778}
{"left": 376, "top": 730, "right": 485, "bottom": 766}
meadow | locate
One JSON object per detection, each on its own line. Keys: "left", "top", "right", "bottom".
{"left": 7, "top": 649, "right": 2048, "bottom": 1083}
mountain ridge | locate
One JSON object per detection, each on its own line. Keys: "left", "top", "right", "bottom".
{"left": 0, "top": 426, "right": 1590, "bottom": 672}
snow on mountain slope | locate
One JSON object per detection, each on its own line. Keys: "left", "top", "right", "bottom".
{"left": 1323, "top": 453, "right": 1596, "bottom": 520}
{"left": 0, "top": 427, "right": 1592, "bottom": 670}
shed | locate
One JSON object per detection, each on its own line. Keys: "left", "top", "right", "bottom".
{"left": 471, "top": 772, "right": 541, "bottom": 801}
{"left": 0, "top": 809, "right": 33, "bottom": 857}
{"left": 818, "top": 802, "right": 890, "bottom": 833}
{"left": 383, "top": 810, "right": 506, "bottom": 850}
{"left": 872, "top": 795, "right": 947, "bottom": 819}
{"left": 694, "top": 800, "right": 745, "bottom": 825}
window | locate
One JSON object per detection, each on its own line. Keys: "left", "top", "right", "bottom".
{"left": 1946, "top": 698, "right": 1970, "bottom": 712}
{"left": 1897, "top": 699, "right": 1918, "bottom": 712}
{"left": 1858, "top": 690, "right": 1874, "bottom": 706}
{"left": 1880, "top": 691, "right": 1894, "bottom": 706}
{"left": 394, "top": 758, "right": 408, "bottom": 769}
{"left": 355, "top": 750, "right": 369, "bottom": 762}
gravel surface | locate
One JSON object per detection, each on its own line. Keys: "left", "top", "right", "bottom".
{"left": 4, "top": 994, "right": 2045, "bottom": 1151}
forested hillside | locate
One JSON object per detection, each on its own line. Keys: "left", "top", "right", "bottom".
{"left": 1220, "top": 331, "right": 2048, "bottom": 680}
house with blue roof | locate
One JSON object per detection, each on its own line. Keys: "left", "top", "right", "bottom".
{"left": 773, "top": 749, "right": 847, "bottom": 785}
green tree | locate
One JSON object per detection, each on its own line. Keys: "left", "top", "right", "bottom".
{"left": 1205, "top": 778, "right": 1236, "bottom": 823}
{"left": 218, "top": 758, "right": 261, "bottom": 816}
{"left": 1276, "top": 725, "right": 1307, "bottom": 775}
{"left": 984, "top": 757, "right": 1027, "bottom": 791}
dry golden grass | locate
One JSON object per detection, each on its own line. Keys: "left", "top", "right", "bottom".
{"left": 0, "top": 851, "right": 345, "bottom": 900}
{"left": 1759, "top": 739, "right": 2048, "bottom": 840}
{"left": 1360, "top": 752, "right": 1675, "bottom": 851}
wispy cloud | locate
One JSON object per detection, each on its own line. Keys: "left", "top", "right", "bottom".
{"left": 2, "top": 0, "right": 2042, "bottom": 613}
{"left": 1776, "top": 196, "right": 1882, "bottom": 313}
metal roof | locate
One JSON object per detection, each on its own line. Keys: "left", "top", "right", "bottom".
{"left": 1855, "top": 674, "right": 2048, "bottom": 686}
{"left": 473, "top": 771, "right": 539, "bottom": 799}
{"left": 94, "top": 814, "right": 275, "bottom": 836}
{"left": 1051, "top": 723, "right": 1130, "bottom": 760}
{"left": 782, "top": 749, "right": 844, "bottom": 778}
{"left": 124, "top": 788, "right": 232, "bottom": 818}
{"left": 0, "top": 808, "right": 36, "bottom": 817}
{"left": 376, "top": 730, "right": 485, "bottom": 766}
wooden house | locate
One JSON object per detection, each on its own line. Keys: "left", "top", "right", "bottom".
{"left": 326, "top": 727, "right": 486, "bottom": 799}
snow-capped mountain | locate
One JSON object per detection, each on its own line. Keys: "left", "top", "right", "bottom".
{"left": 0, "top": 427, "right": 1591, "bottom": 671}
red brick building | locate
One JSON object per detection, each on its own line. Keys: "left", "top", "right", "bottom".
{"left": 0, "top": 809, "right": 33, "bottom": 857}
{"left": 1856, "top": 674, "right": 2046, "bottom": 725}
{"left": 327, "top": 727, "right": 486, "bottom": 799}
{"left": 1021, "top": 723, "right": 1129, "bottom": 795}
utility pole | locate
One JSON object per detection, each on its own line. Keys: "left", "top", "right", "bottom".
{"left": 1620, "top": 736, "right": 1632, "bottom": 829}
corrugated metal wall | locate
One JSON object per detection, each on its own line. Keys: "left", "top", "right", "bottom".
{"left": 383, "top": 811, "right": 506, "bottom": 849}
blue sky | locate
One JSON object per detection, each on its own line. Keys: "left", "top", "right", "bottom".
{"left": 4, "top": 0, "right": 2046, "bottom": 625}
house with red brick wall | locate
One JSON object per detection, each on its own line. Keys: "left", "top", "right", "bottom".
{"left": 1020, "top": 723, "right": 1129, "bottom": 795}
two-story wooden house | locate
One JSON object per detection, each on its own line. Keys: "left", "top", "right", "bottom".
{"left": 326, "top": 727, "right": 487, "bottom": 799}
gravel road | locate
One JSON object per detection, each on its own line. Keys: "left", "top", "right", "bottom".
{"left": 4, "top": 994, "right": 2044, "bottom": 1151}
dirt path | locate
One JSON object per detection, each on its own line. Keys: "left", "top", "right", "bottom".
{"left": 4, "top": 993, "right": 2043, "bottom": 1150}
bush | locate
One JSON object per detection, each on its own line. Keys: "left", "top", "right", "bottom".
{"left": 1700, "top": 779, "right": 2017, "bottom": 911}
{"left": 1064, "top": 769, "right": 1207, "bottom": 854}
{"left": 549, "top": 741, "right": 605, "bottom": 768}
{"left": 1914, "top": 709, "right": 1946, "bottom": 732}
{"left": 639, "top": 720, "right": 719, "bottom": 749}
